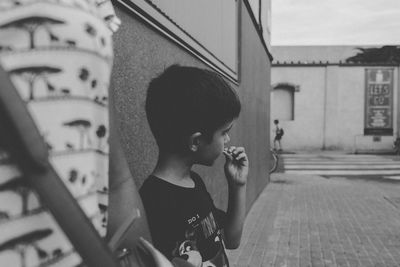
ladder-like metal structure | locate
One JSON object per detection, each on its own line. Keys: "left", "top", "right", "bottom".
{"left": 0, "top": 65, "right": 122, "bottom": 267}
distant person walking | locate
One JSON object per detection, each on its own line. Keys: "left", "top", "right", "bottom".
{"left": 273, "top": 119, "right": 284, "bottom": 151}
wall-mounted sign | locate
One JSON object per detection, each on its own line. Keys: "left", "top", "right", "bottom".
{"left": 364, "top": 68, "right": 393, "bottom": 135}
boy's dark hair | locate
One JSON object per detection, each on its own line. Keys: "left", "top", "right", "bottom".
{"left": 145, "top": 64, "right": 241, "bottom": 152}
{"left": 274, "top": 119, "right": 279, "bottom": 124}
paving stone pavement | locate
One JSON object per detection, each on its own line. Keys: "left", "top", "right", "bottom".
{"left": 282, "top": 153, "right": 400, "bottom": 177}
{"left": 226, "top": 173, "right": 400, "bottom": 267}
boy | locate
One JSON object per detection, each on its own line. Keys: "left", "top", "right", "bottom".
{"left": 273, "top": 119, "right": 283, "bottom": 151}
{"left": 140, "top": 65, "right": 248, "bottom": 267}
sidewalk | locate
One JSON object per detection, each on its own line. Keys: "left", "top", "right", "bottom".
{"left": 226, "top": 173, "right": 400, "bottom": 267}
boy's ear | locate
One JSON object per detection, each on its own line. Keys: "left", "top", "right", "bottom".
{"left": 189, "top": 132, "right": 202, "bottom": 152}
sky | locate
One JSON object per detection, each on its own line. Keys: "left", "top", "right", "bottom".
{"left": 271, "top": 0, "right": 400, "bottom": 46}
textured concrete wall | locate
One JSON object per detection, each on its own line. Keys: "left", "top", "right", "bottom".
{"left": 110, "top": 3, "right": 270, "bottom": 214}
{"left": 233, "top": 2, "right": 270, "bottom": 211}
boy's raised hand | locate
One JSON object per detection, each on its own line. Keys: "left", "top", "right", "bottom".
{"left": 223, "top": 146, "right": 248, "bottom": 186}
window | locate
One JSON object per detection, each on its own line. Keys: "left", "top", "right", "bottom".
{"left": 271, "top": 83, "right": 297, "bottom": 121}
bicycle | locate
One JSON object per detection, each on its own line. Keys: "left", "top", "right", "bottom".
{"left": 269, "top": 148, "right": 279, "bottom": 173}
{"left": 394, "top": 137, "right": 400, "bottom": 155}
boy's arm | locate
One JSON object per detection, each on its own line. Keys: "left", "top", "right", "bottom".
{"left": 222, "top": 146, "right": 249, "bottom": 249}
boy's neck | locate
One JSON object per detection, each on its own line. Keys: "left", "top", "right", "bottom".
{"left": 152, "top": 151, "right": 194, "bottom": 188}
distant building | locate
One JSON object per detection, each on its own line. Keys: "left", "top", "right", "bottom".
{"left": 271, "top": 45, "right": 400, "bottom": 152}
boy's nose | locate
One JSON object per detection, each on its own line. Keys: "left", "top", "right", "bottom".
{"left": 225, "top": 134, "right": 230, "bottom": 143}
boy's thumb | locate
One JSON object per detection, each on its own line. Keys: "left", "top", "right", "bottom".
{"left": 223, "top": 150, "right": 233, "bottom": 161}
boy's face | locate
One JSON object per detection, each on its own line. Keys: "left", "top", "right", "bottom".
{"left": 196, "top": 120, "right": 234, "bottom": 166}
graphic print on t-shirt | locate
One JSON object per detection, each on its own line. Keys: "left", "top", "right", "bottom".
{"left": 173, "top": 211, "right": 229, "bottom": 267}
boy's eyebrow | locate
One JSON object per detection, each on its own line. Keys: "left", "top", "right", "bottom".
{"left": 225, "top": 124, "right": 233, "bottom": 131}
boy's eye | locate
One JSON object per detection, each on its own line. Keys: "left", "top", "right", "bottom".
{"left": 222, "top": 124, "right": 233, "bottom": 136}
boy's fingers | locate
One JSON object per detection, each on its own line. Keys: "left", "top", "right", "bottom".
{"left": 233, "top": 147, "right": 245, "bottom": 152}
{"left": 225, "top": 147, "right": 248, "bottom": 165}
{"left": 235, "top": 153, "right": 248, "bottom": 162}
{"left": 235, "top": 155, "right": 248, "bottom": 167}
{"left": 223, "top": 150, "right": 233, "bottom": 161}
{"left": 225, "top": 146, "right": 242, "bottom": 153}
{"left": 226, "top": 146, "right": 236, "bottom": 153}
{"left": 232, "top": 147, "right": 245, "bottom": 156}
{"left": 231, "top": 148, "right": 246, "bottom": 159}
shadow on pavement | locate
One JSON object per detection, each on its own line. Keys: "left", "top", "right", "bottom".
{"left": 270, "top": 179, "right": 294, "bottom": 185}
{"left": 321, "top": 174, "right": 400, "bottom": 184}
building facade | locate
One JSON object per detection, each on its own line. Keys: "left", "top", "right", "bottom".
{"left": 271, "top": 46, "right": 400, "bottom": 152}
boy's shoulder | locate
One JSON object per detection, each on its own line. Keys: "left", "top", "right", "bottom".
{"left": 139, "top": 175, "right": 162, "bottom": 197}
{"left": 139, "top": 175, "right": 163, "bottom": 194}
{"left": 139, "top": 171, "right": 206, "bottom": 193}
{"left": 139, "top": 175, "right": 172, "bottom": 208}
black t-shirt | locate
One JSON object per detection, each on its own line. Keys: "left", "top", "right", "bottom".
{"left": 139, "top": 172, "right": 229, "bottom": 267}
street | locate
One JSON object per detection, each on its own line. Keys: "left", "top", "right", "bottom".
{"left": 227, "top": 152, "right": 400, "bottom": 267}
